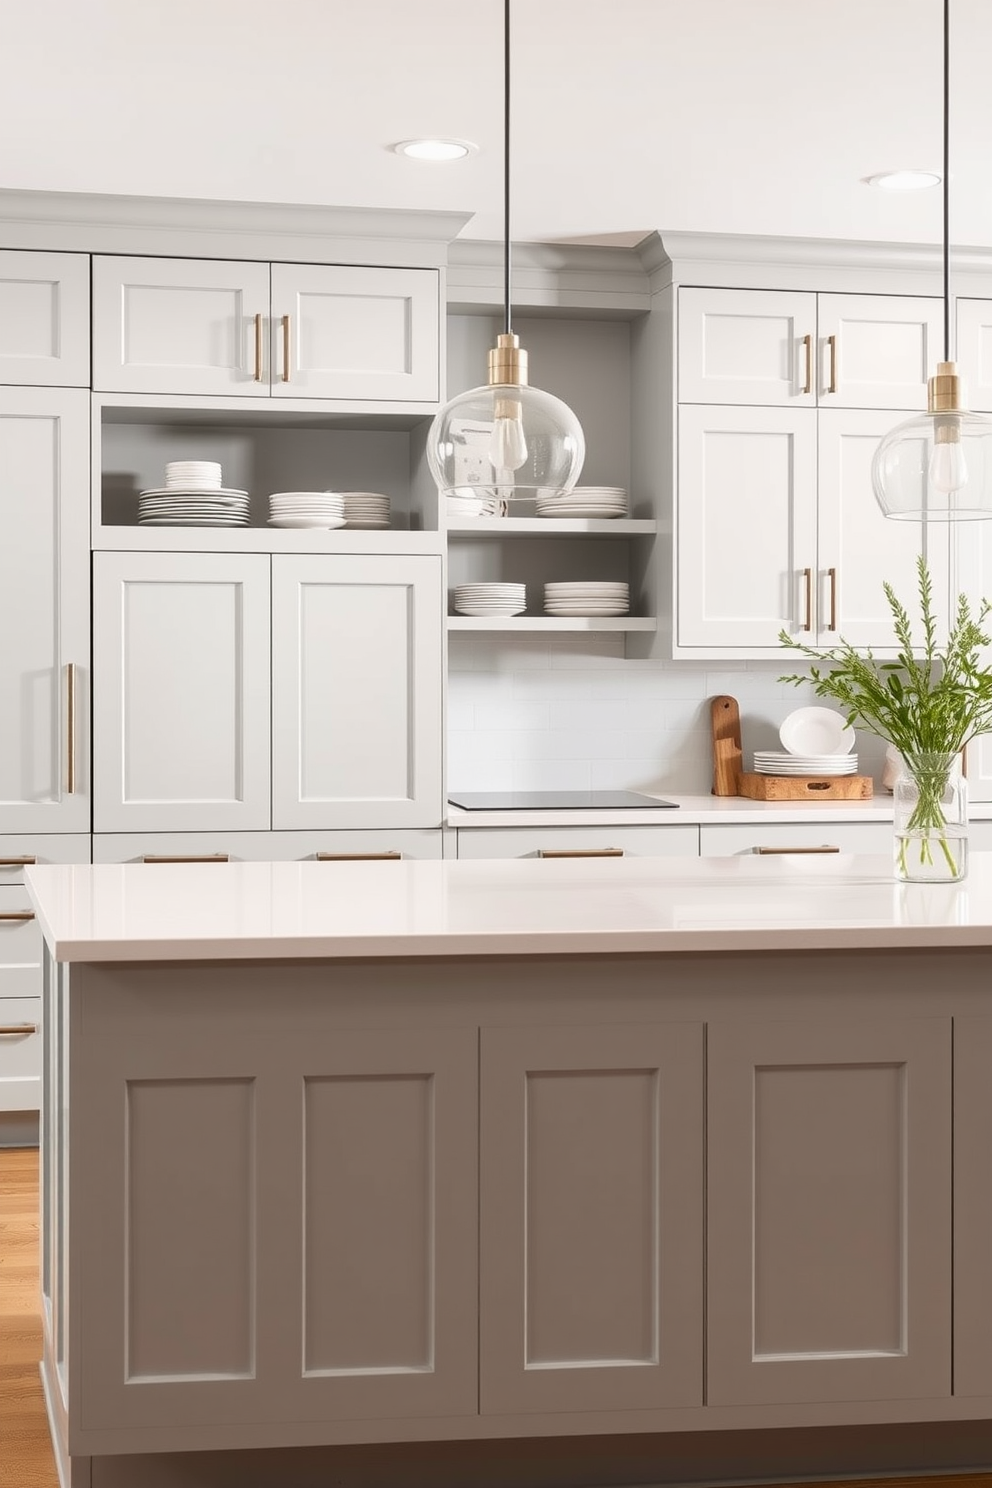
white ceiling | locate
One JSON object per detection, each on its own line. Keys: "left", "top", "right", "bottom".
{"left": 5, "top": 0, "right": 992, "bottom": 250}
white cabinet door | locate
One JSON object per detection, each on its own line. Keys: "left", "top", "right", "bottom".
{"left": 955, "top": 299, "right": 992, "bottom": 411}
{"left": 270, "top": 264, "right": 440, "bottom": 402}
{"left": 0, "top": 250, "right": 90, "bottom": 387}
{"left": 271, "top": 554, "right": 443, "bottom": 829}
{"left": 677, "top": 404, "right": 817, "bottom": 651}
{"left": 93, "top": 553, "right": 271, "bottom": 832}
{"left": 92, "top": 256, "right": 271, "bottom": 396}
{"left": 817, "top": 409, "right": 948, "bottom": 649}
{"left": 817, "top": 294, "right": 941, "bottom": 410}
{"left": 678, "top": 288, "right": 817, "bottom": 406}
{"left": 0, "top": 389, "right": 90, "bottom": 833}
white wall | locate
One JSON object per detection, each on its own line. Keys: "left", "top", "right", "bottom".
{"left": 448, "top": 635, "right": 887, "bottom": 795}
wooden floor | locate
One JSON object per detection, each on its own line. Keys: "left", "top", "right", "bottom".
{"left": 0, "top": 1146, "right": 58, "bottom": 1488}
{"left": 4, "top": 1142, "right": 992, "bottom": 1488}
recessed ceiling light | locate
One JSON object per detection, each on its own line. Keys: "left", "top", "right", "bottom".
{"left": 393, "top": 139, "right": 477, "bottom": 162}
{"left": 864, "top": 170, "right": 942, "bottom": 191}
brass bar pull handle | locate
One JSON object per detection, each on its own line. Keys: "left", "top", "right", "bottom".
{"left": 801, "top": 333, "right": 813, "bottom": 395}
{"left": 0, "top": 911, "right": 36, "bottom": 921}
{"left": 538, "top": 848, "right": 625, "bottom": 858}
{"left": 253, "top": 312, "right": 263, "bottom": 382}
{"left": 0, "top": 857, "right": 36, "bottom": 866}
{"left": 65, "top": 662, "right": 75, "bottom": 795}
{"left": 0, "top": 1024, "right": 38, "bottom": 1036}
{"left": 801, "top": 567, "right": 812, "bottom": 632}
{"left": 828, "top": 566, "right": 838, "bottom": 630}
{"left": 141, "top": 854, "right": 230, "bottom": 864}
{"left": 281, "top": 315, "right": 291, "bottom": 383}
{"left": 315, "top": 851, "right": 402, "bottom": 861}
{"left": 828, "top": 333, "right": 838, "bottom": 393}
{"left": 754, "top": 845, "right": 841, "bottom": 855}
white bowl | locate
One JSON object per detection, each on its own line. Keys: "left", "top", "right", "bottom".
{"left": 779, "top": 706, "right": 856, "bottom": 756}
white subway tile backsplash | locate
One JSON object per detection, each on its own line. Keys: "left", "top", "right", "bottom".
{"left": 511, "top": 759, "right": 593, "bottom": 791}
{"left": 474, "top": 699, "right": 551, "bottom": 731}
{"left": 511, "top": 729, "right": 630, "bottom": 761}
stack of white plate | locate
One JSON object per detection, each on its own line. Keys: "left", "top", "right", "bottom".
{"left": 452, "top": 583, "right": 526, "bottom": 617}
{"left": 139, "top": 459, "right": 250, "bottom": 526}
{"left": 536, "top": 486, "right": 628, "bottom": 519}
{"left": 165, "top": 461, "right": 222, "bottom": 490}
{"left": 340, "top": 491, "right": 391, "bottom": 529}
{"left": 267, "top": 492, "right": 346, "bottom": 529}
{"left": 754, "top": 751, "right": 860, "bottom": 776}
{"left": 543, "top": 582, "right": 630, "bottom": 617}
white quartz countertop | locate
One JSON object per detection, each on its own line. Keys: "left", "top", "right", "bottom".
{"left": 447, "top": 793, "right": 992, "bottom": 826}
{"left": 24, "top": 855, "right": 992, "bottom": 963}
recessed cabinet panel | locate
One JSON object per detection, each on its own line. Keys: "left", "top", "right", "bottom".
{"left": 93, "top": 553, "right": 271, "bottom": 832}
{"left": 0, "top": 251, "right": 90, "bottom": 387}
{"left": 0, "top": 995, "right": 41, "bottom": 1112}
{"left": 271, "top": 264, "right": 439, "bottom": 402}
{"left": 92, "top": 256, "right": 271, "bottom": 396}
{"left": 271, "top": 555, "right": 443, "bottom": 829}
{"left": 677, "top": 404, "right": 817, "bottom": 649}
{"left": 481, "top": 1022, "right": 703, "bottom": 1414}
{"left": 817, "top": 294, "right": 941, "bottom": 409}
{"left": 707, "top": 1017, "right": 951, "bottom": 1406}
{"left": 816, "top": 409, "right": 947, "bottom": 648}
{"left": 952, "top": 1016, "right": 992, "bottom": 1396}
{"left": 955, "top": 299, "right": 992, "bottom": 412}
{"left": 679, "top": 288, "right": 817, "bottom": 406}
{"left": 0, "top": 389, "right": 90, "bottom": 832}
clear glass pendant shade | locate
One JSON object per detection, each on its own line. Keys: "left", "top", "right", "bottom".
{"left": 872, "top": 408, "right": 992, "bottom": 520}
{"left": 426, "top": 380, "right": 585, "bottom": 503}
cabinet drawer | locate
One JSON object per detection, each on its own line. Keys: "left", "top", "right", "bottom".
{"left": 0, "top": 888, "right": 43, "bottom": 1000}
{"left": 92, "top": 830, "right": 443, "bottom": 863}
{"left": 0, "top": 996, "right": 42, "bottom": 1113}
{"left": 700, "top": 822, "right": 892, "bottom": 857}
{"left": 0, "top": 834, "right": 91, "bottom": 885}
{"left": 456, "top": 824, "right": 700, "bottom": 859}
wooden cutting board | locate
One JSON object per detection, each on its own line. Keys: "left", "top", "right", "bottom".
{"left": 710, "top": 695, "right": 743, "bottom": 796}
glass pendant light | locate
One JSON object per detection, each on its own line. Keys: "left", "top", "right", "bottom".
{"left": 426, "top": 0, "right": 585, "bottom": 506}
{"left": 872, "top": 0, "right": 992, "bottom": 520}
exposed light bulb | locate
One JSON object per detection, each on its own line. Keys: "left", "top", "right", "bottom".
{"left": 489, "top": 395, "right": 528, "bottom": 473}
{"left": 929, "top": 416, "right": 969, "bottom": 494}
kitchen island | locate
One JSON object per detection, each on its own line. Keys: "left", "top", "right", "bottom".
{"left": 24, "top": 854, "right": 992, "bottom": 1488}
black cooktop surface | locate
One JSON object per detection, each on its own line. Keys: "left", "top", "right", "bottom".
{"left": 448, "top": 790, "right": 678, "bottom": 811}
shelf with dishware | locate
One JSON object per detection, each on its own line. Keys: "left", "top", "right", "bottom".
{"left": 92, "top": 393, "right": 441, "bottom": 551}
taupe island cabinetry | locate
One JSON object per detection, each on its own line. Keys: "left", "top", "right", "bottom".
{"left": 24, "top": 854, "right": 992, "bottom": 1488}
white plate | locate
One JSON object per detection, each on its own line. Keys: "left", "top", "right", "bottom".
{"left": 141, "top": 486, "right": 247, "bottom": 498}
{"left": 779, "top": 706, "right": 856, "bottom": 755}
{"left": 267, "top": 516, "right": 348, "bottom": 529}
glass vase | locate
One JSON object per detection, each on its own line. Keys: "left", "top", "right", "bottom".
{"left": 893, "top": 751, "right": 968, "bottom": 883}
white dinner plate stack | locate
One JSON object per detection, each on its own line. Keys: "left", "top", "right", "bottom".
{"left": 138, "top": 460, "right": 250, "bottom": 525}
{"left": 536, "top": 486, "right": 628, "bottom": 519}
{"left": 267, "top": 491, "right": 346, "bottom": 529}
{"left": 543, "top": 581, "right": 630, "bottom": 617}
{"left": 340, "top": 491, "right": 391, "bottom": 529}
{"left": 753, "top": 750, "right": 860, "bottom": 776}
{"left": 452, "top": 583, "right": 526, "bottom": 617}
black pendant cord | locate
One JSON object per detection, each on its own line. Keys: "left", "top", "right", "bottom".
{"left": 503, "top": 0, "right": 512, "bottom": 338}
{"left": 943, "top": 0, "right": 951, "bottom": 362}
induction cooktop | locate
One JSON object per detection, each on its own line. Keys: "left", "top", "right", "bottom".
{"left": 448, "top": 790, "right": 678, "bottom": 810}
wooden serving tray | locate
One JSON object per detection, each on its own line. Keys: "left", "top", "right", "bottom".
{"left": 738, "top": 773, "right": 873, "bottom": 801}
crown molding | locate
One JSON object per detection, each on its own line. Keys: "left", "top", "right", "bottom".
{"left": 0, "top": 188, "right": 472, "bottom": 267}
{"left": 446, "top": 238, "right": 651, "bottom": 315}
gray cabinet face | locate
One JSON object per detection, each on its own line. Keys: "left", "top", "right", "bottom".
{"left": 480, "top": 1021, "right": 704, "bottom": 1415}
{"left": 953, "top": 1015, "right": 992, "bottom": 1396}
{"left": 707, "top": 1016, "right": 951, "bottom": 1406}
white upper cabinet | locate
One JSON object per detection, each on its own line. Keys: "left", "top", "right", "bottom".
{"left": 679, "top": 288, "right": 940, "bottom": 410}
{"left": 271, "top": 554, "right": 443, "bottom": 829}
{"left": 92, "top": 255, "right": 440, "bottom": 404}
{"left": 92, "top": 552, "right": 272, "bottom": 833}
{"left": 679, "top": 289, "right": 817, "bottom": 406}
{"left": 0, "top": 251, "right": 90, "bottom": 387}
{"left": 816, "top": 294, "right": 942, "bottom": 410}
{"left": 0, "top": 388, "right": 90, "bottom": 833}
{"left": 92, "top": 257, "right": 272, "bottom": 397}
{"left": 270, "top": 264, "right": 439, "bottom": 402}
{"left": 955, "top": 299, "right": 992, "bottom": 411}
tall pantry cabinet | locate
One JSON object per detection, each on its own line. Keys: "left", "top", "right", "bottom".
{"left": 0, "top": 250, "right": 93, "bottom": 1117}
